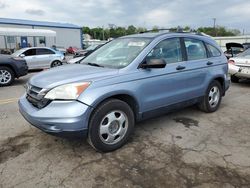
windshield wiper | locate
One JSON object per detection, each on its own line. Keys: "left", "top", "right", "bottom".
{"left": 86, "top": 62, "right": 104, "bottom": 67}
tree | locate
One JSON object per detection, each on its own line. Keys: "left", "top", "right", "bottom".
{"left": 197, "top": 26, "right": 241, "bottom": 37}
{"left": 127, "top": 25, "right": 137, "bottom": 35}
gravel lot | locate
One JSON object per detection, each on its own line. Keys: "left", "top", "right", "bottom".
{"left": 0, "top": 72, "right": 250, "bottom": 188}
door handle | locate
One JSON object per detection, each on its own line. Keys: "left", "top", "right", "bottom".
{"left": 176, "top": 65, "right": 186, "bottom": 70}
{"left": 207, "top": 61, "right": 213, "bottom": 65}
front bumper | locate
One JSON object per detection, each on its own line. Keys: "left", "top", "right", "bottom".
{"left": 18, "top": 95, "right": 92, "bottom": 138}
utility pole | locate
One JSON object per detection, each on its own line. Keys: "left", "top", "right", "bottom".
{"left": 102, "top": 26, "right": 105, "bottom": 40}
{"left": 213, "top": 18, "right": 216, "bottom": 36}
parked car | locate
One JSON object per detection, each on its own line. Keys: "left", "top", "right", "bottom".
{"left": 67, "top": 56, "right": 85, "bottom": 64}
{"left": 19, "top": 32, "right": 230, "bottom": 152}
{"left": 68, "top": 44, "right": 106, "bottom": 64}
{"left": 51, "top": 45, "right": 67, "bottom": 56}
{"left": 228, "top": 48, "right": 250, "bottom": 82}
{"left": 242, "top": 43, "right": 250, "bottom": 50}
{"left": 66, "top": 46, "right": 78, "bottom": 54}
{"left": 11, "top": 47, "right": 64, "bottom": 70}
{"left": 74, "top": 44, "right": 105, "bottom": 58}
{"left": 0, "top": 54, "right": 28, "bottom": 86}
{"left": 224, "top": 42, "right": 244, "bottom": 59}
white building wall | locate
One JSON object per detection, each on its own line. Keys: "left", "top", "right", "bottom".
{"left": 0, "top": 24, "right": 34, "bottom": 49}
{"left": 34, "top": 26, "right": 81, "bottom": 48}
{"left": 0, "top": 24, "right": 81, "bottom": 50}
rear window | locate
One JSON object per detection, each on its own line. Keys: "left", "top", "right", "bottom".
{"left": 36, "top": 48, "right": 55, "bottom": 55}
{"left": 206, "top": 43, "right": 221, "bottom": 57}
{"left": 184, "top": 38, "right": 207, "bottom": 61}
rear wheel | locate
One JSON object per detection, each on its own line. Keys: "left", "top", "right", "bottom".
{"left": 88, "top": 99, "right": 134, "bottom": 152}
{"left": 0, "top": 66, "right": 14, "bottom": 86}
{"left": 231, "top": 75, "right": 239, "bottom": 83}
{"left": 51, "top": 60, "right": 62, "bottom": 68}
{"left": 198, "top": 80, "right": 222, "bottom": 113}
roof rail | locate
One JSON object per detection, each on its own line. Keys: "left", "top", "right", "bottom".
{"left": 139, "top": 27, "right": 210, "bottom": 37}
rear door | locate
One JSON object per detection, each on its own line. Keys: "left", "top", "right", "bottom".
{"left": 36, "top": 48, "right": 55, "bottom": 68}
{"left": 182, "top": 37, "right": 209, "bottom": 98}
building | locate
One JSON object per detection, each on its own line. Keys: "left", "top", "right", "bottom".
{"left": 214, "top": 35, "right": 250, "bottom": 51}
{"left": 0, "top": 17, "right": 82, "bottom": 52}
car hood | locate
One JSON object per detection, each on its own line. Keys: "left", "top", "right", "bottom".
{"left": 0, "top": 54, "right": 12, "bottom": 61}
{"left": 29, "top": 64, "right": 119, "bottom": 89}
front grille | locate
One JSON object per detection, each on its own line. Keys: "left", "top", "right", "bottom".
{"left": 26, "top": 84, "right": 51, "bottom": 109}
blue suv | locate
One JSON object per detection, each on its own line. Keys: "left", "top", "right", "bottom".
{"left": 19, "top": 32, "right": 230, "bottom": 152}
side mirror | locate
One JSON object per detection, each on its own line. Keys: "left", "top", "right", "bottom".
{"left": 140, "top": 59, "right": 166, "bottom": 69}
{"left": 20, "top": 54, "right": 25, "bottom": 58}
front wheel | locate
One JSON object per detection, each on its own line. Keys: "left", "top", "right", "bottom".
{"left": 0, "top": 66, "right": 15, "bottom": 87}
{"left": 198, "top": 80, "right": 222, "bottom": 113}
{"left": 88, "top": 99, "right": 135, "bottom": 152}
{"left": 51, "top": 60, "right": 62, "bottom": 68}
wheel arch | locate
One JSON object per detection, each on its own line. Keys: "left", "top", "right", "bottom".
{"left": 90, "top": 92, "right": 140, "bottom": 122}
{"left": 213, "top": 76, "right": 225, "bottom": 95}
{"left": 0, "top": 64, "right": 17, "bottom": 77}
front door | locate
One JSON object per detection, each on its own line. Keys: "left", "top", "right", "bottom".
{"left": 22, "top": 49, "right": 37, "bottom": 69}
{"left": 137, "top": 37, "right": 190, "bottom": 113}
{"left": 20, "top": 36, "right": 28, "bottom": 48}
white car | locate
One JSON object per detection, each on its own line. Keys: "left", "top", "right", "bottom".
{"left": 228, "top": 48, "right": 250, "bottom": 82}
{"left": 11, "top": 47, "right": 64, "bottom": 70}
{"left": 67, "top": 56, "right": 84, "bottom": 64}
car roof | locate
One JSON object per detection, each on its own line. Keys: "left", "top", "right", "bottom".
{"left": 21, "top": 47, "right": 55, "bottom": 51}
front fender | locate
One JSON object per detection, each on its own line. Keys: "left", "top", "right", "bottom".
{"left": 78, "top": 84, "right": 141, "bottom": 111}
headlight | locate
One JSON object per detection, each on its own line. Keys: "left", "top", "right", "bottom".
{"left": 44, "top": 82, "right": 90, "bottom": 100}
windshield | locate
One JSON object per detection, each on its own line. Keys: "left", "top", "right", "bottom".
{"left": 86, "top": 44, "right": 99, "bottom": 50}
{"left": 11, "top": 49, "right": 25, "bottom": 57}
{"left": 82, "top": 38, "right": 151, "bottom": 68}
{"left": 237, "top": 48, "right": 250, "bottom": 57}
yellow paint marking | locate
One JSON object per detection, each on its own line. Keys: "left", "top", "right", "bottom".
{"left": 0, "top": 98, "right": 19, "bottom": 105}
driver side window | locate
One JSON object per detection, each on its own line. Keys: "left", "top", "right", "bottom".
{"left": 23, "top": 49, "right": 36, "bottom": 56}
{"left": 146, "top": 38, "right": 183, "bottom": 64}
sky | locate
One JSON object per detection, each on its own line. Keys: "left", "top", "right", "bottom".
{"left": 0, "top": 0, "right": 249, "bottom": 32}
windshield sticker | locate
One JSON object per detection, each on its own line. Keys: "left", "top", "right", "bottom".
{"left": 128, "top": 41, "right": 146, "bottom": 47}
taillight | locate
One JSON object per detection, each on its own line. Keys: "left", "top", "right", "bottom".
{"left": 228, "top": 60, "right": 235, "bottom": 65}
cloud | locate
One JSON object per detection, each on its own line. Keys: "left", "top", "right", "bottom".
{"left": 142, "top": 9, "right": 173, "bottom": 27}
{"left": 25, "top": 9, "right": 45, "bottom": 16}
{"left": 0, "top": 0, "right": 249, "bottom": 32}
{"left": 0, "top": 1, "right": 6, "bottom": 9}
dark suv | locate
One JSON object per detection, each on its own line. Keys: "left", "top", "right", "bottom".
{"left": 0, "top": 54, "right": 28, "bottom": 86}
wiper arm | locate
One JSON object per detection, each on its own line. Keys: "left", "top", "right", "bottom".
{"left": 86, "top": 62, "right": 104, "bottom": 67}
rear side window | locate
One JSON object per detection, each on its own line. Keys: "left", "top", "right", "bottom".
{"left": 146, "top": 38, "right": 183, "bottom": 64}
{"left": 206, "top": 43, "right": 221, "bottom": 57}
{"left": 36, "top": 48, "right": 55, "bottom": 55}
{"left": 23, "top": 49, "right": 36, "bottom": 56}
{"left": 184, "top": 38, "right": 207, "bottom": 60}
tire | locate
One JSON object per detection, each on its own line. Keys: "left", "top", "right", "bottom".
{"left": 51, "top": 60, "right": 62, "bottom": 68}
{"left": 88, "top": 99, "right": 135, "bottom": 152}
{"left": 198, "top": 80, "right": 222, "bottom": 113}
{"left": 231, "top": 75, "right": 239, "bottom": 83}
{"left": 0, "top": 66, "right": 15, "bottom": 87}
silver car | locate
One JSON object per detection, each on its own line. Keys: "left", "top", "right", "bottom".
{"left": 11, "top": 47, "right": 64, "bottom": 70}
